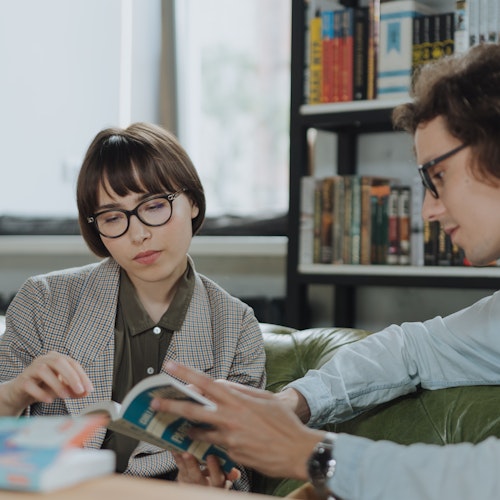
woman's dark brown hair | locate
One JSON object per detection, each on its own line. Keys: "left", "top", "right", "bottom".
{"left": 393, "top": 43, "right": 500, "bottom": 182}
{"left": 77, "top": 122, "right": 205, "bottom": 257}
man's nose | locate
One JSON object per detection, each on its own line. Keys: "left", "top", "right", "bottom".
{"left": 421, "top": 189, "right": 445, "bottom": 221}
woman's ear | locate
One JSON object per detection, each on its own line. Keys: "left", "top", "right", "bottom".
{"left": 190, "top": 202, "right": 200, "bottom": 220}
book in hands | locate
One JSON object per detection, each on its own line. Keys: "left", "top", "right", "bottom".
{"left": 81, "top": 372, "right": 236, "bottom": 474}
{"left": 0, "top": 415, "right": 115, "bottom": 492}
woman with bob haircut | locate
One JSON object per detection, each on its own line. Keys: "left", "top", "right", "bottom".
{"left": 0, "top": 122, "right": 265, "bottom": 490}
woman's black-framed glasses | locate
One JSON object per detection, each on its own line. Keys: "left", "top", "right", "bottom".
{"left": 87, "top": 188, "right": 187, "bottom": 238}
{"left": 418, "top": 144, "right": 467, "bottom": 199}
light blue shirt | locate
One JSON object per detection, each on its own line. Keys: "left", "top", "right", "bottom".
{"left": 287, "top": 290, "right": 500, "bottom": 500}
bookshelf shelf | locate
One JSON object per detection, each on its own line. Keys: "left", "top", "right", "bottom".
{"left": 297, "top": 264, "right": 500, "bottom": 288}
{"left": 285, "top": 0, "right": 492, "bottom": 329}
{"left": 300, "top": 97, "right": 409, "bottom": 116}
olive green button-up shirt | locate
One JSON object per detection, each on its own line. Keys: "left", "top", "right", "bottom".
{"left": 103, "top": 263, "right": 195, "bottom": 473}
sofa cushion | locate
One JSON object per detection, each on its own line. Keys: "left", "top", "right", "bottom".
{"left": 335, "top": 384, "right": 500, "bottom": 445}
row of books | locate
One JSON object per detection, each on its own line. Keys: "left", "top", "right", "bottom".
{"left": 382, "top": 5, "right": 455, "bottom": 99}
{"left": 299, "top": 175, "right": 474, "bottom": 267}
{"left": 306, "top": 0, "right": 379, "bottom": 103}
{"left": 455, "top": 0, "right": 500, "bottom": 53}
{"left": 306, "top": 0, "right": 499, "bottom": 104}
{"left": 300, "top": 175, "right": 410, "bottom": 266}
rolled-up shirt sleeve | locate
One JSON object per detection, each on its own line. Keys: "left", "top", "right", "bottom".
{"left": 287, "top": 291, "right": 500, "bottom": 428}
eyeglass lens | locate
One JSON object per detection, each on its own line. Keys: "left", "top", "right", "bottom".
{"left": 419, "top": 169, "right": 438, "bottom": 198}
{"left": 95, "top": 196, "right": 173, "bottom": 238}
{"left": 418, "top": 144, "right": 466, "bottom": 199}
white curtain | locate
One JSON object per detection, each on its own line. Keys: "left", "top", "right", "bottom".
{"left": 160, "top": 0, "right": 178, "bottom": 134}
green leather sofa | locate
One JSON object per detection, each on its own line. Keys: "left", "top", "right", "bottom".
{"left": 255, "top": 323, "right": 500, "bottom": 497}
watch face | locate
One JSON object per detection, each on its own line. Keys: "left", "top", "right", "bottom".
{"left": 307, "top": 437, "right": 336, "bottom": 500}
{"left": 309, "top": 445, "right": 330, "bottom": 476}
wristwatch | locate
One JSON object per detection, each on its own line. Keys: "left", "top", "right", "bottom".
{"left": 307, "top": 433, "right": 336, "bottom": 500}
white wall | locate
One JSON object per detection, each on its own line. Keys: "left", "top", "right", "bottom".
{"left": 0, "top": 236, "right": 287, "bottom": 319}
{"left": 0, "top": 0, "right": 162, "bottom": 217}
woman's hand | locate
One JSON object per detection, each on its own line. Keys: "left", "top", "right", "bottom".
{"left": 173, "top": 452, "right": 240, "bottom": 488}
{"left": 0, "top": 351, "right": 93, "bottom": 415}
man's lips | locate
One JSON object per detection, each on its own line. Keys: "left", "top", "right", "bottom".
{"left": 443, "top": 226, "right": 458, "bottom": 241}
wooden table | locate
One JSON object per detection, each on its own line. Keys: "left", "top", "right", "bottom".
{"left": 0, "top": 474, "right": 276, "bottom": 499}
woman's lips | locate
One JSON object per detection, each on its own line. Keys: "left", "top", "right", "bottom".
{"left": 134, "top": 250, "right": 161, "bottom": 265}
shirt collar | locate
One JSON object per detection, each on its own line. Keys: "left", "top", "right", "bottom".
{"left": 118, "top": 262, "right": 195, "bottom": 336}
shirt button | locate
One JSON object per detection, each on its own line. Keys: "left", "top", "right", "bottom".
{"left": 146, "top": 367, "right": 154, "bottom": 375}
{"left": 153, "top": 327, "right": 161, "bottom": 335}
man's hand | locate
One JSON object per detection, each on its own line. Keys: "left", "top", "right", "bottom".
{"left": 0, "top": 351, "right": 93, "bottom": 416}
{"left": 151, "top": 361, "right": 327, "bottom": 480}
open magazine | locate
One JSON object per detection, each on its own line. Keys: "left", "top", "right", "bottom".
{"left": 0, "top": 415, "right": 114, "bottom": 492}
{"left": 81, "top": 372, "right": 236, "bottom": 474}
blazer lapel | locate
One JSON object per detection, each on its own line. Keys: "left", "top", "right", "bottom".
{"left": 64, "top": 258, "right": 119, "bottom": 416}
{"left": 162, "top": 273, "right": 214, "bottom": 374}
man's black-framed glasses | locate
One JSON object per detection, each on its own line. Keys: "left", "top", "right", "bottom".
{"left": 87, "top": 188, "right": 187, "bottom": 238}
{"left": 418, "top": 144, "right": 467, "bottom": 199}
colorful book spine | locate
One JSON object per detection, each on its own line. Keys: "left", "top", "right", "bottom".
{"left": 332, "top": 176, "right": 345, "bottom": 264}
{"left": 378, "top": 0, "right": 437, "bottom": 99}
{"left": 387, "top": 187, "right": 400, "bottom": 265}
{"left": 370, "top": 184, "right": 391, "bottom": 264}
{"left": 437, "top": 224, "right": 453, "bottom": 266}
{"left": 468, "top": 0, "right": 479, "bottom": 47}
{"left": 309, "top": 8, "right": 323, "bottom": 104}
{"left": 366, "top": 0, "right": 381, "bottom": 100}
{"left": 299, "top": 176, "right": 316, "bottom": 265}
{"left": 353, "top": 6, "right": 370, "bottom": 100}
{"left": 440, "top": 12, "right": 455, "bottom": 58}
{"left": 332, "top": 9, "right": 343, "bottom": 102}
{"left": 454, "top": 0, "right": 469, "bottom": 54}
{"left": 342, "top": 175, "right": 353, "bottom": 264}
{"left": 360, "top": 177, "right": 373, "bottom": 265}
{"left": 350, "top": 176, "right": 361, "bottom": 265}
{"left": 412, "top": 16, "right": 423, "bottom": 73}
{"left": 410, "top": 174, "right": 424, "bottom": 267}
{"left": 423, "top": 220, "right": 439, "bottom": 266}
{"left": 479, "top": 0, "right": 488, "bottom": 44}
{"left": 420, "top": 14, "right": 432, "bottom": 65}
{"left": 397, "top": 186, "right": 411, "bottom": 265}
{"left": 321, "top": 10, "right": 335, "bottom": 102}
{"left": 360, "top": 177, "right": 392, "bottom": 265}
{"left": 341, "top": 8, "right": 354, "bottom": 102}
{"left": 320, "top": 177, "right": 335, "bottom": 263}
{"left": 313, "top": 179, "right": 323, "bottom": 263}
{"left": 487, "top": 0, "right": 498, "bottom": 42}
{"left": 430, "top": 13, "right": 443, "bottom": 61}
